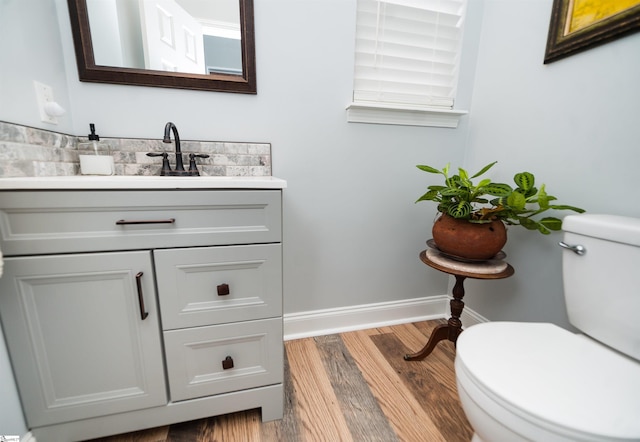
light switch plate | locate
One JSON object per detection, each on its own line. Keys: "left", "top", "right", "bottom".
{"left": 34, "top": 81, "right": 58, "bottom": 124}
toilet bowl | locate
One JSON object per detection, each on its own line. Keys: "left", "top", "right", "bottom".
{"left": 453, "top": 214, "right": 640, "bottom": 442}
{"left": 455, "top": 322, "right": 640, "bottom": 442}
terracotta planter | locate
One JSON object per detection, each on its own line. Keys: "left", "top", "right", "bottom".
{"left": 432, "top": 214, "right": 507, "bottom": 260}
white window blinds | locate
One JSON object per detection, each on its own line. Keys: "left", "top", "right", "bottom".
{"left": 353, "top": 0, "right": 467, "bottom": 110}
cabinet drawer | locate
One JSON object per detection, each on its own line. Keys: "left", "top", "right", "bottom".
{"left": 164, "top": 318, "right": 283, "bottom": 402}
{"left": 155, "top": 244, "right": 282, "bottom": 329}
{"left": 0, "top": 190, "right": 281, "bottom": 256}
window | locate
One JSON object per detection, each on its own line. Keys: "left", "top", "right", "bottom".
{"left": 347, "top": 0, "right": 468, "bottom": 128}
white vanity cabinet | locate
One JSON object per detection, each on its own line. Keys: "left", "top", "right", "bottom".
{"left": 0, "top": 186, "right": 284, "bottom": 442}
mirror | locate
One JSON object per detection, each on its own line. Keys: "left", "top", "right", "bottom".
{"left": 67, "top": 0, "right": 256, "bottom": 93}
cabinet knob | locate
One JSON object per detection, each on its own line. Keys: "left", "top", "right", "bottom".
{"left": 217, "top": 283, "right": 230, "bottom": 296}
{"left": 222, "top": 356, "right": 234, "bottom": 370}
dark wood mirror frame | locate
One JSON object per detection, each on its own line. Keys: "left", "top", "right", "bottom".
{"left": 67, "top": 0, "right": 257, "bottom": 93}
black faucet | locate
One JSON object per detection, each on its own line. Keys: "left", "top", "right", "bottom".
{"left": 163, "top": 122, "right": 187, "bottom": 175}
{"left": 147, "top": 122, "right": 209, "bottom": 176}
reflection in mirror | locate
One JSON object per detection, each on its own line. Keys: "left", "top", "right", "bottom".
{"left": 67, "top": 0, "right": 256, "bottom": 93}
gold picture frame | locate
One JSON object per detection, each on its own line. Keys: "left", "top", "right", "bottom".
{"left": 544, "top": 0, "right": 640, "bottom": 63}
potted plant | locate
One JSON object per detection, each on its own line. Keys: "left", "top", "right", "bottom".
{"left": 416, "top": 161, "right": 585, "bottom": 260}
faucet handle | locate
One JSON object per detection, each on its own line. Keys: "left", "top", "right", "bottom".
{"left": 188, "top": 153, "right": 210, "bottom": 176}
{"left": 146, "top": 152, "right": 172, "bottom": 176}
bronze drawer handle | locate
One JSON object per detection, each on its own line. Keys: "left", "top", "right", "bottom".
{"left": 135, "top": 272, "right": 149, "bottom": 320}
{"left": 222, "top": 356, "right": 234, "bottom": 370}
{"left": 116, "top": 218, "right": 176, "bottom": 225}
{"left": 217, "top": 283, "right": 230, "bottom": 296}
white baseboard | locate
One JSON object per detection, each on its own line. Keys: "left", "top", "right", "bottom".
{"left": 21, "top": 432, "right": 36, "bottom": 442}
{"left": 283, "top": 295, "right": 488, "bottom": 341}
{"left": 460, "top": 303, "right": 489, "bottom": 328}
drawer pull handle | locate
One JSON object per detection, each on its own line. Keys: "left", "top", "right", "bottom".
{"left": 217, "top": 283, "right": 230, "bottom": 296}
{"left": 222, "top": 356, "right": 234, "bottom": 370}
{"left": 116, "top": 218, "right": 176, "bottom": 225}
{"left": 135, "top": 272, "right": 149, "bottom": 320}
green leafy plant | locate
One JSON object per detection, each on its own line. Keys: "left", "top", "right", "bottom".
{"left": 416, "top": 161, "right": 585, "bottom": 234}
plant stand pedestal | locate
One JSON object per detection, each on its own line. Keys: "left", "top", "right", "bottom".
{"left": 404, "top": 249, "right": 514, "bottom": 361}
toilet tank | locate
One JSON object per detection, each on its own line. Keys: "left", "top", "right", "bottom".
{"left": 562, "top": 214, "right": 640, "bottom": 361}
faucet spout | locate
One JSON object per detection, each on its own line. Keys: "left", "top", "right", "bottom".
{"left": 163, "top": 122, "right": 185, "bottom": 173}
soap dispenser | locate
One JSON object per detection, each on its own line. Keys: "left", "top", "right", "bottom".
{"left": 78, "top": 123, "right": 114, "bottom": 175}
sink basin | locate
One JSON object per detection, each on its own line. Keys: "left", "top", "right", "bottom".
{"left": 0, "top": 175, "right": 287, "bottom": 190}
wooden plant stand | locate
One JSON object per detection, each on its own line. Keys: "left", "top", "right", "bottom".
{"left": 404, "top": 249, "right": 514, "bottom": 361}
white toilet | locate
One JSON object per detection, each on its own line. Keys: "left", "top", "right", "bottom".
{"left": 455, "top": 214, "right": 640, "bottom": 442}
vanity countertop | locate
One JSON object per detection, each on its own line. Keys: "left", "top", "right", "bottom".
{"left": 0, "top": 176, "right": 287, "bottom": 190}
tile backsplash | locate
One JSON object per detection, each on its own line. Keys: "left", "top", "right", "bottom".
{"left": 0, "top": 121, "right": 271, "bottom": 177}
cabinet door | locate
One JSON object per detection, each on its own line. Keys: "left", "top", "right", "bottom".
{"left": 0, "top": 252, "right": 166, "bottom": 428}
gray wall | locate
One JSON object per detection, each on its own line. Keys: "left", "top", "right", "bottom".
{"left": 0, "top": 0, "right": 73, "bottom": 134}
{"left": 49, "top": 0, "right": 475, "bottom": 316}
{"left": 460, "top": 0, "right": 640, "bottom": 327}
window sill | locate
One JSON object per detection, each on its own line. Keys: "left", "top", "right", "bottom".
{"left": 346, "top": 103, "right": 468, "bottom": 128}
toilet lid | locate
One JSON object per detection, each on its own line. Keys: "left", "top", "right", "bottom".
{"left": 456, "top": 322, "right": 640, "bottom": 440}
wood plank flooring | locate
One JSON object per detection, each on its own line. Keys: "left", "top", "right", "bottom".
{"left": 90, "top": 319, "right": 473, "bottom": 442}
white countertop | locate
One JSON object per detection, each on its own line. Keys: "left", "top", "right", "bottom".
{"left": 0, "top": 176, "right": 287, "bottom": 190}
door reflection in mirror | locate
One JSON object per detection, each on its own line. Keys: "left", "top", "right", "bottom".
{"left": 86, "top": 0, "right": 241, "bottom": 76}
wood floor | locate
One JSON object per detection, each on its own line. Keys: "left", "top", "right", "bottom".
{"left": 90, "top": 319, "right": 473, "bottom": 442}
